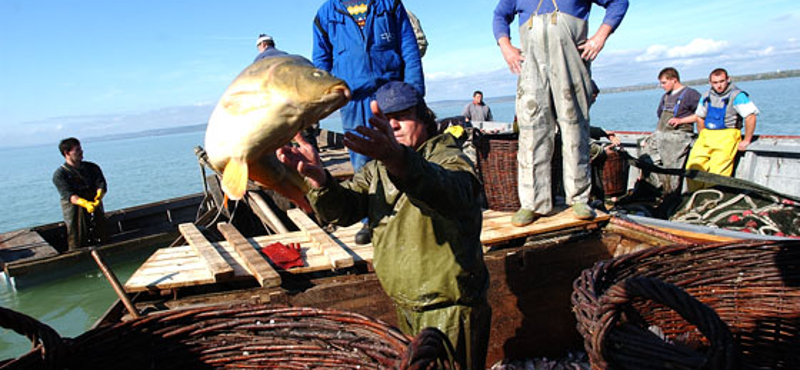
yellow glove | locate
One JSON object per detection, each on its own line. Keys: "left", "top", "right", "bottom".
{"left": 75, "top": 198, "right": 96, "bottom": 214}
{"left": 444, "top": 125, "right": 465, "bottom": 139}
{"left": 94, "top": 189, "right": 104, "bottom": 203}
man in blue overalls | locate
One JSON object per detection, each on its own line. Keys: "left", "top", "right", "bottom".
{"left": 493, "top": 0, "right": 629, "bottom": 226}
{"left": 313, "top": 0, "right": 424, "bottom": 244}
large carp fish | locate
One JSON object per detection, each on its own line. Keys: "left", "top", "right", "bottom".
{"left": 204, "top": 55, "right": 350, "bottom": 211}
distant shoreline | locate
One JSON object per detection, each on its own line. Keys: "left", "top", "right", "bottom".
{"left": 85, "top": 69, "right": 799, "bottom": 143}
{"left": 600, "top": 69, "right": 800, "bottom": 94}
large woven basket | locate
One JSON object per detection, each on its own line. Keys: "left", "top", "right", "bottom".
{"left": 0, "top": 304, "right": 455, "bottom": 370}
{"left": 475, "top": 133, "right": 520, "bottom": 211}
{"left": 572, "top": 239, "right": 800, "bottom": 370}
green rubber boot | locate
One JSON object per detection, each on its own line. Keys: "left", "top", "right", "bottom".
{"left": 572, "top": 202, "right": 596, "bottom": 220}
{"left": 511, "top": 208, "right": 540, "bottom": 227}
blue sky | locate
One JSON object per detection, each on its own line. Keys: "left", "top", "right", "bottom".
{"left": 1, "top": 0, "right": 799, "bottom": 148}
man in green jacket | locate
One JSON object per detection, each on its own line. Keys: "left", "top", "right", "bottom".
{"left": 278, "top": 81, "right": 491, "bottom": 370}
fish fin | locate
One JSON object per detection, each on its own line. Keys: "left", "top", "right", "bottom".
{"left": 249, "top": 155, "right": 313, "bottom": 213}
{"left": 222, "top": 159, "right": 249, "bottom": 201}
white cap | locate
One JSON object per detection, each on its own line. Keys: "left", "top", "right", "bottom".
{"left": 256, "top": 34, "right": 273, "bottom": 46}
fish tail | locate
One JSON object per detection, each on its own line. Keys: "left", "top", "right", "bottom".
{"left": 222, "top": 159, "right": 249, "bottom": 201}
{"left": 273, "top": 177, "right": 314, "bottom": 214}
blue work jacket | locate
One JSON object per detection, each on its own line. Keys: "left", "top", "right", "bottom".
{"left": 313, "top": 0, "right": 424, "bottom": 100}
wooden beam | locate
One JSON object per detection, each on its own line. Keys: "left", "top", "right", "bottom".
{"left": 287, "top": 209, "right": 354, "bottom": 269}
{"left": 246, "top": 191, "right": 290, "bottom": 234}
{"left": 217, "top": 223, "right": 281, "bottom": 288}
{"left": 178, "top": 223, "right": 234, "bottom": 280}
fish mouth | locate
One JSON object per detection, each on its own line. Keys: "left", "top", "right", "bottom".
{"left": 320, "top": 84, "right": 351, "bottom": 112}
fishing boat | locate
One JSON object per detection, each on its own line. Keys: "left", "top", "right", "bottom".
{"left": 0, "top": 137, "right": 354, "bottom": 289}
{"left": 89, "top": 127, "right": 797, "bottom": 367}
{"left": 0, "top": 192, "right": 210, "bottom": 288}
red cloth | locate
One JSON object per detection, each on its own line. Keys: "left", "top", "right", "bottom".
{"left": 261, "top": 242, "right": 304, "bottom": 269}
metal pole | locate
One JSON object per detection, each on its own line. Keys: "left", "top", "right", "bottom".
{"left": 89, "top": 248, "right": 140, "bottom": 319}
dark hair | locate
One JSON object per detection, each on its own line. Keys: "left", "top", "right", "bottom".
{"left": 709, "top": 68, "right": 728, "bottom": 80}
{"left": 58, "top": 137, "right": 80, "bottom": 156}
{"left": 472, "top": 90, "right": 483, "bottom": 97}
{"left": 659, "top": 67, "right": 680, "bottom": 81}
{"left": 257, "top": 34, "right": 275, "bottom": 48}
{"left": 413, "top": 102, "right": 438, "bottom": 138}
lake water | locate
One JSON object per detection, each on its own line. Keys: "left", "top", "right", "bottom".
{"left": 1, "top": 76, "right": 798, "bottom": 359}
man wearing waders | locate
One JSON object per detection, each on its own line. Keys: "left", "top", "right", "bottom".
{"left": 493, "top": 0, "right": 628, "bottom": 226}
{"left": 638, "top": 67, "right": 701, "bottom": 195}
{"left": 52, "top": 137, "right": 107, "bottom": 251}
{"left": 686, "top": 68, "right": 759, "bottom": 191}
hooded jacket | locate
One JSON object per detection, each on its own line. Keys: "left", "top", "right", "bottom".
{"left": 307, "top": 134, "right": 488, "bottom": 310}
{"left": 313, "top": 0, "right": 425, "bottom": 100}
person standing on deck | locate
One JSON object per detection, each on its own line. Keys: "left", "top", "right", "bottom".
{"left": 685, "top": 68, "right": 759, "bottom": 191}
{"left": 52, "top": 137, "right": 107, "bottom": 251}
{"left": 277, "top": 81, "right": 490, "bottom": 370}
{"left": 253, "top": 33, "right": 288, "bottom": 62}
{"left": 493, "top": 0, "right": 628, "bottom": 226}
{"left": 462, "top": 90, "right": 494, "bottom": 123}
{"left": 638, "top": 67, "right": 701, "bottom": 195}
{"left": 312, "top": 0, "right": 424, "bottom": 245}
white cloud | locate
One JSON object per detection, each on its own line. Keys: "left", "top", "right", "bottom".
{"left": 635, "top": 38, "right": 729, "bottom": 62}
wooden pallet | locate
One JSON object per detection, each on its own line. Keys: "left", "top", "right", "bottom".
{"left": 481, "top": 207, "right": 610, "bottom": 246}
{"left": 125, "top": 205, "right": 608, "bottom": 293}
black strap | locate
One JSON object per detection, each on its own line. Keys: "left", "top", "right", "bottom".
{"left": 620, "top": 150, "right": 800, "bottom": 202}
{"left": 314, "top": 15, "right": 329, "bottom": 41}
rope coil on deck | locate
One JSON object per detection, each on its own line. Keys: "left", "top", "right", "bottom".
{"left": 0, "top": 304, "right": 456, "bottom": 370}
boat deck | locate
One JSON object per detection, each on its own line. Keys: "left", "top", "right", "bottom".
{"left": 124, "top": 206, "right": 609, "bottom": 293}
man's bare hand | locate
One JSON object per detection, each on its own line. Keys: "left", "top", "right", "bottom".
{"left": 277, "top": 133, "right": 327, "bottom": 188}
{"left": 578, "top": 37, "right": 605, "bottom": 61}
{"left": 498, "top": 37, "right": 524, "bottom": 74}
{"left": 345, "top": 101, "right": 406, "bottom": 172}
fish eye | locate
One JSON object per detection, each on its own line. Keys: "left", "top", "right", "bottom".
{"left": 312, "top": 71, "right": 323, "bottom": 78}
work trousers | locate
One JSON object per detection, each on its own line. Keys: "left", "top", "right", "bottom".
{"left": 686, "top": 128, "right": 741, "bottom": 191}
{"left": 516, "top": 12, "right": 592, "bottom": 214}
{"left": 395, "top": 301, "right": 491, "bottom": 370}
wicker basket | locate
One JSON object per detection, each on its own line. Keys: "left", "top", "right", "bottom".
{"left": 572, "top": 239, "right": 800, "bottom": 370}
{"left": 0, "top": 304, "right": 455, "bottom": 370}
{"left": 475, "top": 133, "right": 520, "bottom": 211}
{"left": 599, "top": 147, "right": 629, "bottom": 197}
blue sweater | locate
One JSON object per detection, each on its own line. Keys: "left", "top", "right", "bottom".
{"left": 493, "top": 0, "right": 628, "bottom": 41}
{"left": 313, "top": 0, "right": 424, "bottom": 99}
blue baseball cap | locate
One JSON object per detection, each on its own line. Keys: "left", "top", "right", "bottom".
{"left": 374, "top": 81, "right": 421, "bottom": 114}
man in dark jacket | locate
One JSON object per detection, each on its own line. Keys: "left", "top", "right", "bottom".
{"left": 278, "top": 81, "right": 490, "bottom": 370}
{"left": 313, "top": 0, "right": 425, "bottom": 244}
{"left": 52, "top": 137, "right": 107, "bottom": 251}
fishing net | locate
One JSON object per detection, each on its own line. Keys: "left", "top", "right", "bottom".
{"left": 0, "top": 304, "right": 456, "bottom": 370}
{"left": 670, "top": 188, "right": 800, "bottom": 237}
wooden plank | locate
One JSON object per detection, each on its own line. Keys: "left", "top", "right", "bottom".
{"left": 0, "top": 229, "right": 59, "bottom": 267}
{"left": 217, "top": 223, "right": 281, "bottom": 288}
{"left": 287, "top": 209, "right": 354, "bottom": 269}
{"left": 178, "top": 223, "right": 234, "bottom": 280}
{"left": 649, "top": 226, "right": 736, "bottom": 243}
{"left": 480, "top": 208, "right": 610, "bottom": 246}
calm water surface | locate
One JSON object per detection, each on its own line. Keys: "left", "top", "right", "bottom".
{"left": 1, "top": 77, "right": 798, "bottom": 359}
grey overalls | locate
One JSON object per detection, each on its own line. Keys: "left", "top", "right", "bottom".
{"left": 516, "top": 0, "right": 592, "bottom": 214}
{"left": 639, "top": 89, "right": 695, "bottom": 194}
